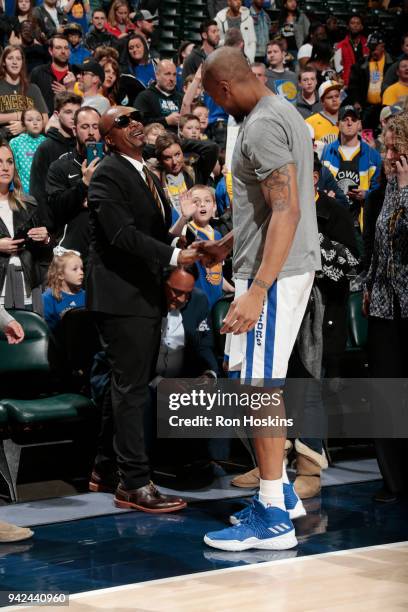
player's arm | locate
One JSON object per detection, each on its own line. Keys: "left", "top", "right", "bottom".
{"left": 253, "top": 163, "right": 300, "bottom": 291}
{"left": 221, "top": 163, "right": 300, "bottom": 335}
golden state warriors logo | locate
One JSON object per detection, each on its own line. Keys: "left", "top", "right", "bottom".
{"left": 206, "top": 263, "right": 222, "bottom": 286}
{"left": 275, "top": 79, "right": 297, "bottom": 103}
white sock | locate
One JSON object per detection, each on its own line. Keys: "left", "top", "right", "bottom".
{"left": 282, "top": 462, "right": 290, "bottom": 485}
{"left": 259, "top": 478, "right": 285, "bottom": 510}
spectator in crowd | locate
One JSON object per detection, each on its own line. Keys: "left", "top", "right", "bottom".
{"left": 176, "top": 40, "right": 195, "bottom": 90}
{"left": 155, "top": 265, "right": 219, "bottom": 379}
{"left": 381, "top": 33, "right": 408, "bottom": 93}
{"left": 9, "top": 108, "right": 46, "bottom": 193}
{"left": 42, "top": 247, "right": 85, "bottom": 331}
{"left": 179, "top": 114, "right": 201, "bottom": 141}
{"left": 0, "top": 138, "right": 49, "bottom": 313}
{"left": 102, "top": 58, "right": 120, "bottom": 105}
{"left": 180, "top": 65, "right": 204, "bottom": 117}
{"left": 17, "top": 20, "right": 49, "bottom": 75}
{"left": 335, "top": 14, "right": 368, "bottom": 87}
{"left": 182, "top": 20, "right": 220, "bottom": 81}
{"left": 33, "top": 0, "right": 66, "bottom": 40}
{"left": 134, "top": 60, "right": 183, "bottom": 130}
{"left": 87, "top": 106, "right": 197, "bottom": 512}
{"left": 0, "top": 45, "right": 48, "bottom": 139}
{"left": 93, "top": 45, "right": 119, "bottom": 67}
{"left": 362, "top": 166, "right": 387, "bottom": 274}
{"left": 325, "top": 15, "right": 343, "bottom": 46}
{"left": 45, "top": 106, "right": 101, "bottom": 258}
{"left": 29, "top": 92, "right": 81, "bottom": 227}
{"left": 131, "top": 9, "right": 159, "bottom": 59}
{"left": 278, "top": 0, "right": 310, "bottom": 56}
{"left": 64, "top": 23, "right": 91, "bottom": 65}
{"left": 121, "top": 34, "right": 157, "bottom": 88}
{"left": 295, "top": 66, "right": 322, "bottom": 119}
{"left": 30, "top": 35, "right": 72, "bottom": 115}
{"left": 374, "top": 104, "right": 402, "bottom": 152}
{"left": 104, "top": 0, "right": 135, "bottom": 39}
{"left": 348, "top": 31, "right": 393, "bottom": 130}
{"left": 192, "top": 102, "right": 210, "bottom": 138}
{"left": 249, "top": 0, "right": 271, "bottom": 62}
{"left": 306, "top": 80, "right": 341, "bottom": 147}
{"left": 223, "top": 26, "right": 245, "bottom": 52}
{"left": 143, "top": 122, "right": 165, "bottom": 145}
{"left": 152, "top": 132, "right": 218, "bottom": 223}
{"left": 85, "top": 10, "right": 114, "bottom": 52}
{"left": 308, "top": 40, "right": 337, "bottom": 88}
{"left": 297, "top": 21, "right": 327, "bottom": 69}
{"left": 61, "top": 0, "right": 90, "bottom": 34}
{"left": 320, "top": 105, "right": 382, "bottom": 230}
{"left": 187, "top": 184, "right": 234, "bottom": 306}
{"left": 215, "top": 0, "right": 256, "bottom": 63}
{"left": 4, "top": 0, "right": 39, "bottom": 45}
{"left": 78, "top": 59, "right": 110, "bottom": 115}
{"left": 207, "top": 1, "right": 228, "bottom": 19}
{"left": 265, "top": 39, "right": 298, "bottom": 104}
{"left": 363, "top": 111, "right": 408, "bottom": 503}
{"left": 382, "top": 57, "right": 408, "bottom": 106}
{"left": 251, "top": 61, "right": 267, "bottom": 84}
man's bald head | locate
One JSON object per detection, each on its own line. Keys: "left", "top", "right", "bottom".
{"left": 202, "top": 47, "right": 264, "bottom": 122}
{"left": 156, "top": 59, "right": 177, "bottom": 93}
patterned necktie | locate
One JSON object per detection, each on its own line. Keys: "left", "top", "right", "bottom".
{"left": 142, "top": 166, "right": 164, "bottom": 218}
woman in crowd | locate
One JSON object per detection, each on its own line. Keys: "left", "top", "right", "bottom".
{"left": 104, "top": 0, "right": 135, "bottom": 39}
{"left": 152, "top": 132, "right": 218, "bottom": 224}
{"left": 0, "top": 139, "right": 49, "bottom": 314}
{"left": 363, "top": 111, "right": 408, "bottom": 502}
{"left": 121, "top": 34, "right": 157, "bottom": 88}
{"left": 278, "top": 0, "right": 310, "bottom": 57}
{"left": 176, "top": 40, "right": 194, "bottom": 90}
{"left": 0, "top": 45, "right": 48, "bottom": 139}
{"left": 102, "top": 58, "right": 121, "bottom": 105}
{"left": 0, "top": 0, "right": 39, "bottom": 46}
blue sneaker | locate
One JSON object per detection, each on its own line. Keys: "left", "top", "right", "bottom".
{"left": 229, "top": 483, "right": 306, "bottom": 525}
{"left": 205, "top": 499, "right": 297, "bottom": 551}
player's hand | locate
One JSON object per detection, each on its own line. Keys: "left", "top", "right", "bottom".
{"left": 192, "top": 238, "right": 231, "bottom": 267}
{"left": 396, "top": 155, "right": 408, "bottom": 189}
{"left": 81, "top": 158, "right": 99, "bottom": 187}
{"left": 4, "top": 320, "right": 24, "bottom": 344}
{"left": 177, "top": 248, "right": 200, "bottom": 265}
{"left": 220, "top": 288, "right": 265, "bottom": 335}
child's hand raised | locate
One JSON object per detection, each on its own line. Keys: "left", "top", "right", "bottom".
{"left": 179, "top": 190, "right": 196, "bottom": 220}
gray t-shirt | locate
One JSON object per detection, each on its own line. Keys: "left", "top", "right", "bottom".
{"left": 231, "top": 94, "right": 321, "bottom": 280}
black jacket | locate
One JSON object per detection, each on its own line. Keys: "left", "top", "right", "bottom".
{"left": 86, "top": 152, "right": 175, "bottom": 317}
{"left": 347, "top": 53, "right": 394, "bottom": 106}
{"left": 85, "top": 28, "right": 115, "bottom": 52}
{"left": 33, "top": 5, "right": 66, "bottom": 39}
{"left": 316, "top": 191, "right": 359, "bottom": 370}
{"left": 46, "top": 149, "right": 90, "bottom": 257}
{"left": 0, "top": 196, "right": 43, "bottom": 296}
{"left": 29, "top": 128, "right": 76, "bottom": 229}
{"left": 182, "top": 46, "right": 207, "bottom": 81}
{"left": 134, "top": 83, "right": 183, "bottom": 129}
{"left": 30, "top": 63, "right": 70, "bottom": 115}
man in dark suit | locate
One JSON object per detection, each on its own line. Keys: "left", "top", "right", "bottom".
{"left": 87, "top": 106, "right": 199, "bottom": 513}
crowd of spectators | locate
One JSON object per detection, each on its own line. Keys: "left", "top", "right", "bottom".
{"left": 0, "top": 0, "right": 407, "bottom": 528}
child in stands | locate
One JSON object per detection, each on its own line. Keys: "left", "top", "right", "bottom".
{"left": 42, "top": 247, "right": 85, "bottom": 331}
{"left": 9, "top": 108, "right": 46, "bottom": 193}
{"left": 188, "top": 184, "right": 234, "bottom": 307}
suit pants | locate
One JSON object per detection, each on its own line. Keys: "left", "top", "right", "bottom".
{"left": 95, "top": 313, "right": 161, "bottom": 490}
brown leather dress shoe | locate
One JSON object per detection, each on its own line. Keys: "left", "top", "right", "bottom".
{"left": 114, "top": 482, "right": 187, "bottom": 513}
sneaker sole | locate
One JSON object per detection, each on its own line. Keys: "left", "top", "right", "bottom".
{"left": 0, "top": 529, "right": 34, "bottom": 543}
{"left": 114, "top": 498, "right": 187, "bottom": 513}
{"left": 204, "top": 531, "right": 298, "bottom": 552}
{"left": 229, "top": 501, "right": 306, "bottom": 525}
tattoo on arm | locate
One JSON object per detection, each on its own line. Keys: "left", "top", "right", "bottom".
{"left": 262, "top": 164, "right": 293, "bottom": 212}
{"left": 253, "top": 278, "right": 270, "bottom": 291}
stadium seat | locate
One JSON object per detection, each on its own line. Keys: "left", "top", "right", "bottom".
{"left": 211, "top": 294, "right": 234, "bottom": 360}
{"left": 347, "top": 291, "right": 368, "bottom": 350}
{"left": 0, "top": 311, "right": 95, "bottom": 502}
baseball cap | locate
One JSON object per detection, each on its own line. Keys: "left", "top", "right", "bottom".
{"left": 132, "top": 9, "right": 158, "bottom": 25}
{"left": 64, "top": 23, "right": 83, "bottom": 35}
{"left": 318, "top": 80, "right": 341, "bottom": 100}
{"left": 379, "top": 105, "right": 402, "bottom": 122}
{"left": 339, "top": 105, "right": 361, "bottom": 121}
{"left": 367, "top": 31, "right": 385, "bottom": 50}
{"left": 76, "top": 59, "right": 105, "bottom": 83}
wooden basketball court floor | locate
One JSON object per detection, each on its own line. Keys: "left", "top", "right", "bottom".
{"left": 8, "top": 541, "right": 408, "bottom": 611}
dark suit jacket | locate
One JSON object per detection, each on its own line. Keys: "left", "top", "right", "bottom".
{"left": 180, "top": 288, "right": 219, "bottom": 375}
{"left": 86, "top": 152, "right": 174, "bottom": 317}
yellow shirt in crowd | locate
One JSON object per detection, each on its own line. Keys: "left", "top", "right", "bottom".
{"left": 367, "top": 55, "right": 385, "bottom": 105}
{"left": 382, "top": 82, "right": 408, "bottom": 106}
{"left": 305, "top": 112, "right": 339, "bottom": 145}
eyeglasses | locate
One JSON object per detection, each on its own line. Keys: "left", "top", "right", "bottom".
{"left": 108, "top": 110, "right": 144, "bottom": 134}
